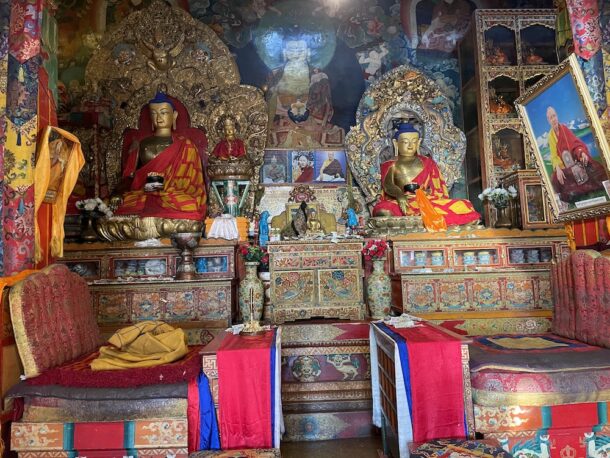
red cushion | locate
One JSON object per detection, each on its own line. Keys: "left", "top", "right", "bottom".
{"left": 10, "top": 264, "right": 101, "bottom": 378}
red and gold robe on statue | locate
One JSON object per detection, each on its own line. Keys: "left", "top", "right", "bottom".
{"left": 115, "top": 136, "right": 207, "bottom": 220}
{"left": 211, "top": 138, "right": 246, "bottom": 159}
{"left": 373, "top": 155, "right": 480, "bottom": 226}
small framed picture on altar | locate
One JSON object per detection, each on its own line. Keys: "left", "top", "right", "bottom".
{"left": 314, "top": 150, "right": 347, "bottom": 183}
{"left": 516, "top": 54, "right": 610, "bottom": 222}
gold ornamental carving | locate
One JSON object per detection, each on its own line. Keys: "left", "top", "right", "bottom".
{"left": 345, "top": 65, "right": 466, "bottom": 211}
{"left": 85, "top": 0, "right": 267, "bottom": 213}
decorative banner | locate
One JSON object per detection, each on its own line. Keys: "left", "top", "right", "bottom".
{"left": 0, "top": 0, "right": 10, "bottom": 276}
{"left": 566, "top": 0, "right": 602, "bottom": 60}
{"left": 578, "top": 51, "right": 607, "bottom": 116}
{"left": 3, "top": 0, "right": 42, "bottom": 274}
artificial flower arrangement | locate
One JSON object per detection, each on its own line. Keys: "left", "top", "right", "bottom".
{"left": 478, "top": 186, "right": 517, "bottom": 208}
{"left": 362, "top": 239, "right": 389, "bottom": 261}
{"left": 238, "top": 243, "right": 267, "bottom": 264}
{"left": 75, "top": 197, "right": 113, "bottom": 218}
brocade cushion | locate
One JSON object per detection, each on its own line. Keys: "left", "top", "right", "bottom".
{"left": 9, "top": 264, "right": 101, "bottom": 378}
{"left": 471, "top": 367, "right": 610, "bottom": 406}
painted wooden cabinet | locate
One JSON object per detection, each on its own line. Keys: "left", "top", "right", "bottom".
{"left": 391, "top": 228, "right": 568, "bottom": 336}
{"left": 267, "top": 240, "right": 365, "bottom": 323}
{"left": 57, "top": 241, "right": 237, "bottom": 344}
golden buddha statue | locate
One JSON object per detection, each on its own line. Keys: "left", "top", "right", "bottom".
{"left": 373, "top": 123, "right": 480, "bottom": 228}
{"left": 306, "top": 207, "right": 324, "bottom": 236}
{"left": 111, "top": 92, "right": 207, "bottom": 221}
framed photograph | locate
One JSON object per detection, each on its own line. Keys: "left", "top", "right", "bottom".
{"left": 314, "top": 149, "right": 347, "bottom": 183}
{"left": 291, "top": 151, "right": 315, "bottom": 184}
{"left": 262, "top": 150, "right": 290, "bottom": 184}
{"left": 515, "top": 54, "right": 610, "bottom": 221}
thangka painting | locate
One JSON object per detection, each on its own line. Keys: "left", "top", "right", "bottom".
{"left": 516, "top": 54, "right": 610, "bottom": 221}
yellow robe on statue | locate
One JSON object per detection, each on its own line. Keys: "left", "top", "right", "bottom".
{"left": 91, "top": 321, "right": 188, "bottom": 370}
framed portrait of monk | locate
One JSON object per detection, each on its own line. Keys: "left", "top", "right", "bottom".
{"left": 516, "top": 54, "right": 610, "bottom": 222}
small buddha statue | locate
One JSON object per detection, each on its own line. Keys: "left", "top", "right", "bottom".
{"left": 372, "top": 123, "right": 480, "bottom": 227}
{"left": 111, "top": 91, "right": 207, "bottom": 220}
{"left": 306, "top": 207, "right": 324, "bottom": 236}
{"left": 210, "top": 115, "right": 247, "bottom": 160}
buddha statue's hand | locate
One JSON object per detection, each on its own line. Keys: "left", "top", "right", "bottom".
{"left": 397, "top": 197, "right": 409, "bottom": 216}
{"left": 109, "top": 195, "right": 123, "bottom": 211}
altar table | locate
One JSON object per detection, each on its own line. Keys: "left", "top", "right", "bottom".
{"left": 216, "top": 328, "right": 283, "bottom": 450}
{"left": 370, "top": 321, "right": 474, "bottom": 458}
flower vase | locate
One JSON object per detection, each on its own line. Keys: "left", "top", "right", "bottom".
{"left": 80, "top": 212, "right": 98, "bottom": 243}
{"left": 494, "top": 205, "right": 512, "bottom": 229}
{"left": 367, "top": 258, "right": 392, "bottom": 319}
{"left": 239, "top": 261, "right": 264, "bottom": 322}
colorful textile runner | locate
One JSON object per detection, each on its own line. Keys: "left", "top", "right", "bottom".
{"left": 188, "top": 372, "right": 221, "bottom": 453}
{"left": 217, "top": 329, "right": 277, "bottom": 450}
{"left": 376, "top": 322, "right": 466, "bottom": 442}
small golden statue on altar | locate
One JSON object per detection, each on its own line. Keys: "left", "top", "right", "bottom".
{"left": 372, "top": 123, "right": 480, "bottom": 230}
{"left": 306, "top": 207, "right": 325, "bottom": 236}
{"left": 210, "top": 115, "right": 247, "bottom": 161}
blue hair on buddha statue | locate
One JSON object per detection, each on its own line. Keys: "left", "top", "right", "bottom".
{"left": 148, "top": 91, "right": 175, "bottom": 109}
{"left": 393, "top": 122, "right": 419, "bottom": 139}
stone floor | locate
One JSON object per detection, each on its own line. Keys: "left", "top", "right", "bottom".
{"left": 281, "top": 437, "right": 384, "bottom": 458}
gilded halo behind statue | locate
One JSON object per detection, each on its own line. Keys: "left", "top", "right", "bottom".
{"left": 345, "top": 65, "right": 480, "bottom": 234}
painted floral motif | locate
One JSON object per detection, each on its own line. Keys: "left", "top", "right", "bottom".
{"left": 291, "top": 355, "right": 322, "bottom": 382}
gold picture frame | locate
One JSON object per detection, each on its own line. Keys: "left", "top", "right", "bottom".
{"left": 515, "top": 54, "right": 610, "bottom": 222}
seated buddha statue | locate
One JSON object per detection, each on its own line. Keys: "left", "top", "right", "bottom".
{"left": 112, "top": 92, "right": 207, "bottom": 221}
{"left": 372, "top": 123, "right": 480, "bottom": 228}
{"left": 210, "top": 115, "right": 247, "bottom": 160}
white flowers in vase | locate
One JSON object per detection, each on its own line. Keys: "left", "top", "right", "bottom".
{"left": 478, "top": 186, "right": 517, "bottom": 208}
{"left": 75, "top": 197, "right": 113, "bottom": 218}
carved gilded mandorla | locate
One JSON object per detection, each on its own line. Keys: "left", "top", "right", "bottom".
{"left": 85, "top": 0, "right": 267, "bottom": 226}
{"left": 345, "top": 65, "right": 466, "bottom": 211}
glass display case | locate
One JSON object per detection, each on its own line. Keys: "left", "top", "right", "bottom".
{"left": 458, "top": 9, "right": 557, "bottom": 225}
{"left": 391, "top": 229, "right": 568, "bottom": 336}
{"left": 58, "top": 241, "right": 237, "bottom": 344}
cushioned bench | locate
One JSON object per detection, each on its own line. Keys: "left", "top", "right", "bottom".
{"left": 5, "top": 264, "right": 198, "bottom": 457}
{"left": 470, "top": 250, "right": 610, "bottom": 458}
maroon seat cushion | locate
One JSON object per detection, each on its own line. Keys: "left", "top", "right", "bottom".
{"left": 10, "top": 264, "right": 102, "bottom": 378}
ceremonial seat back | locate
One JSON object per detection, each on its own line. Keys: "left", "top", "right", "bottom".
{"left": 9, "top": 264, "right": 101, "bottom": 379}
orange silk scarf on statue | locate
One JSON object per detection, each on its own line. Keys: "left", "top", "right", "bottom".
{"left": 116, "top": 136, "right": 206, "bottom": 220}
{"left": 376, "top": 155, "right": 480, "bottom": 228}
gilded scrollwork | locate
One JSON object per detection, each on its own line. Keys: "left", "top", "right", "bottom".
{"left": 84, "top": 0, "right": 267, "bottom": 217}
{"left": 345, "top": 65, "right": 466, "bottom": 211}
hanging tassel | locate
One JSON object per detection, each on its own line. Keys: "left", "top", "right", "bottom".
{"left": 18, "top": 66, "right": 24, "bottom": 83}
{"left": 18, "top": 198, "right": 25, "bottom": 215}
{"left": 564, "top": 222, "right": 576, "bottom": 251}
{"left": 16, "top": 130, "right": 21, "bottom": 146}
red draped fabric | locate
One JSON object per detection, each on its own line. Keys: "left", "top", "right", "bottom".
{"left": 116, "top": 136, "right": 206, "bottom": 220}
{"left": 391, "top": 323, "right": 465, "bottom": 442}
{"left": 217, "top": 331, "right": 274, "bottom": 449}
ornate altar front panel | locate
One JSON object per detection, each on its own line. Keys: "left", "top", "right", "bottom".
{"left": 57, "top": 241, "right": 236, "bottom": 344}
{"left": 392, "top": 228, "right": 568, "bottom": 336}
{"left": 268, "top": 241, "right": 364, "bottom": 323}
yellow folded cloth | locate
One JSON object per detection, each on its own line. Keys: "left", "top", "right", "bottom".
{"left": 91, "top": 321, "right": 188, "bottom": 370}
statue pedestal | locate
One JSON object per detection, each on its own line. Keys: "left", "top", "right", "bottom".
{"left": 205, "top": 216, "right": 248, "bottom": 242}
